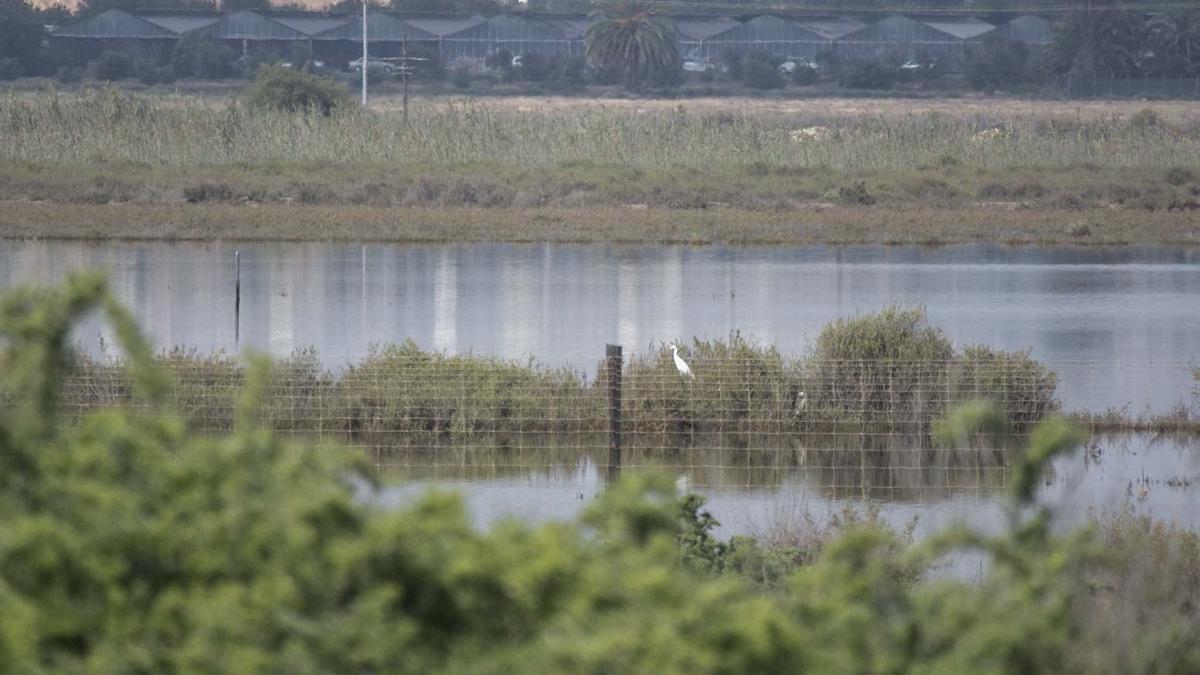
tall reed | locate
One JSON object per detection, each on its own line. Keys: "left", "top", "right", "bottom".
{"left": 3, "top": 89, "right": 1198, "bottom": 171}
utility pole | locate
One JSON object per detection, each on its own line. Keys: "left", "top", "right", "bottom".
{"left": 361, "top": 0, "right": 368, "bottom": 108}
{"left": 385, "top": 38, "right": 425, "bottom": 125}
{"left": 401, "top": 33, "right": 409, "bottom": 125}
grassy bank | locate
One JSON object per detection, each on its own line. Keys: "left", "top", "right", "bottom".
{"left": 2, "top": 89, "right": 1199, "bottom": 245}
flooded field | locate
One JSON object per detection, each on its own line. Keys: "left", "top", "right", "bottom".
{"left": 2, "top": 241, "right": 1196, "bottom": 413}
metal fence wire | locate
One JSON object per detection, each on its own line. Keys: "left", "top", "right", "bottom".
{"left": 49, "top": 344, "right": 1196, "bottom": 497}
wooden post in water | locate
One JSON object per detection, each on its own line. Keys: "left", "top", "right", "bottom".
{"left": 234, "top": 250, "right": 241, "bottom": 347}
{"left": 605, "top": 344, "right": 623, "bottom": 484}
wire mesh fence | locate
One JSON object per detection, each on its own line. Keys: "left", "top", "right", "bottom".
{"left": 46, "top": 343, "right": 1198, "bottom": 497}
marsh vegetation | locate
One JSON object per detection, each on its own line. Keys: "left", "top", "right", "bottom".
{"left": 1, "top": 89, "right": 1198, "bottom": 244}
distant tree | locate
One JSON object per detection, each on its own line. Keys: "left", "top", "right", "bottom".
{"left": 965, "top": 36, "right": 1031, "bottom": 89}
{"left": 1043, "top": 9, "right": 1147, "bottom": 86}
{"left": 585, "top": 0, "right": 680, "bottom": 85}
{"left": 1143, "top": 11, "right": 1200, "bottom": 77}
{"left": 0, "top": 0, "right": 45, "bottom": 66}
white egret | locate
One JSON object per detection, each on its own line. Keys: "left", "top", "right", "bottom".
{"left": 794, "top": 391, "right": 808, "bottom": 415}
{"left": 669, "top": 343, "right": 694, "bottom": 378}
{"left": 674, "top": 474, "right": 691, "bottom": 495}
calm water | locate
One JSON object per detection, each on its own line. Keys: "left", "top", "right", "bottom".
{"left": 1, "top": 241, "right": 1196, "bottom": 413}
{"left": 372, "top": 434, "right": 1200, "bottom": 540}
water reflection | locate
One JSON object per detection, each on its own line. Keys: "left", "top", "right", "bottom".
{"left": 371, "top": 433, "right": 1016, "bottom": 501}
{"left": 1, "top": 241, "right": 1197, "bottom": 413}
{"left": 372, "top": 433, "right": 1200, "bottom": 539}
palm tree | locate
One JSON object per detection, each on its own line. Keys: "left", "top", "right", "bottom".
{"left": 1144, "top": 11, "right": 1200, "bottom": 77}
{"left": 585, "top": 0, "right": 680, "bottom": 84}
{"left": 1043, "top": 10, "right": 1147, "bottom": 91}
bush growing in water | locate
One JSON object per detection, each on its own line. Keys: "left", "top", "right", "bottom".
{"left": 56, "top": 308, "right": 1059, "bottom": 448}
{"left": 809, "top": 307, "right": 954, "bottom": 429}
{"left": 244, "top": 64, "right": 350, "bottom": 115}
{"left": 952, "top": 345, "right": 1059, "bottom": 432}
{"left": 808, "top": 307, "right": 1058, "bottom": 434}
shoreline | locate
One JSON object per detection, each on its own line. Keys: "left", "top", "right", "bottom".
{"left": 2, "top": 201, "right": 1198, "bottom": 246}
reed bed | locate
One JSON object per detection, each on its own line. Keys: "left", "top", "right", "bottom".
{"left": 58, "top": 330, "right": 1062, "bottom": 458}
{"left": 3, "top": 88, "right": 1199, "bottom": 171}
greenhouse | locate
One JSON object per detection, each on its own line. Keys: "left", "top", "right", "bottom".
{"left": 835, "top": 15, "right": 995, "bottom": 71}
{"left": 314, "top": 13, "right": 438, "bottom": 62}
{"left": 48, "top": 8, "right": 209, "bottom": 60}
{"left": 698, "top": 15, "right": 833, "bottom": 62}
{"left": 672, "top": 16, "right": 740, "bottom": 60}
{"left": 439, "top": 15, "right": 579, "bottom": 60}
{"left": 46, "top": 9, "right": 1059, "bottom": 74}
{"left": 984, "top": 15, "right": 1055, "bottom": 46}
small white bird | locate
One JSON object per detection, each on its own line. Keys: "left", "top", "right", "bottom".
{"left": 669, "top": 343, "right": 694, "bottom": 378}
{"left": 794, "top": 391, "right": 808, "bottom": 415}
{"left": 675, "top": 474, "right": 691, "bottom": 495}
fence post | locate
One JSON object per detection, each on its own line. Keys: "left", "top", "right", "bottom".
{"left": 606, "top": 343, "right": 623, "bottom": 484}
{"left": 234, "top": 250, "right": 241, "bottom": 347}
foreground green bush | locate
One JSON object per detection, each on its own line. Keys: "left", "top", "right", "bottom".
{"left": 1, "top": 276, "right": 1198, "bottom": 673}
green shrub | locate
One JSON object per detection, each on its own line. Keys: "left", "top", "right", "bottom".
{"left": 791, "top": 65, "right": 817, "bottom": 86}
{"left": 182, "top": 182, "right": 235, "bottom": 203}
{"left": 951, "top": 345, "right": 1059, "bottom": 432}
{"left": 838, "top": 56, "right": 898, "bottom": 89}
{"left": 808, "top": 307, "right": 954, "bottom": 433}
{"left": 171, "top": 33, "right": 239, "bottom": 79}
{"left": 742, "top": 50, "right": 784, "bottom": 90}
{"left": 1166, "top": 166, "right": 1195, "bottom": 186}
{"left": 54, "top": 66, "right": 82, "bottom": 83}
{"left": 452, "top": 67, "right": 471, "bottom": 89}
{"left": 838, "top": 180, "right": 875, "bottom": 205}
{"left": 0, "top": 57, "right": 21, "bottom": 81}
{"left": 514, "top": 52, "right": 550, "bottom": 82}
{"left": 621, "top": 334, "right": 798, "bottom": 438}
{"left": 965, "top": 37, "right": 1031, "bottom": 89}
{"left": 134, "top": 60, "right": 166, "bottom": 86}
{"left": 88, "top": 51, "right": 133, "bottom": 81}
{"left": 1128, "top": 108, "right": 1163, "bottom": 130}
{"left": 485, "top": 49, "right": 513, "bottom": 72}
{"left": 332, "top": 340, "right": 593, "bottom": 448}
{"left": 244, "top": 64, "right": 351, "bottom": 115}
